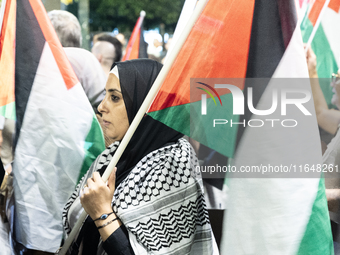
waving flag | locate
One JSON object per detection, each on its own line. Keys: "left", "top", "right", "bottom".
{"left": 0, "top": 0, "right": 105, "bottom": 252}
{"left": 147, "top": 0, "right": 333, "bottom": 254}
{"left": 148, "top": 0, "right": 254, "bottom": 158}
{"left": 122, "top": 11, "right": 148, "bottom": 61}
{"left": 301, "top": 0, "right": 340, "bottom": 107}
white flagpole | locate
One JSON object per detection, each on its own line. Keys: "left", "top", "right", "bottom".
{"left": 57, "top": 0, "right": 209, "bottom": 253}
{"left": 164, "top": 0, "right": 198, "bottom": 64}
{"left": 304, "top": 0, "right": 331, "bottom": 54}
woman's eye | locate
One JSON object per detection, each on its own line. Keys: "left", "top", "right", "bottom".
{"left": 111, "top": 95, "right": 120, "bottom": 102}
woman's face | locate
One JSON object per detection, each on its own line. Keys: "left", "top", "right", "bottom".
{"left": 98, "top": 73, "right": 129, "bottom": 142}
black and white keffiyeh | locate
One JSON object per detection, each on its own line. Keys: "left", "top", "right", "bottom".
{"left": 63, "top": 138, "right": 216, "bottom": 255}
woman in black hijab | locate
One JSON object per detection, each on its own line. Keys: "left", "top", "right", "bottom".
{"left": 63, "top": 59, "right": 216, "bottom": 255}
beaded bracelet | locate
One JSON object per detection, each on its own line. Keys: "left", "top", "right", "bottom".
{"left": 93, "top": 212, "right": 114, "bottom": 222}
{"left": 97, "top": 217, "right": 118, "bottom": 229}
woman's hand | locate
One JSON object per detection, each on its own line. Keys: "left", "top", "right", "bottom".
{"left": 305, "top": 45, "right": 317, "bottom": 78}
{"left": 80, "top": 168, "right": 117, "bottom": 220}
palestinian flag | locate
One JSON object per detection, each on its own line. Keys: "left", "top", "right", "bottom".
{"left": 148, "top": 0, "right": 333, "bottom": 253}
{"left": 0, "top": 0, "right": 15, "bottom": 120}
{"left": 0, "top": 0, "right": 105, "bottom": 252}
{"left": 301, "top": 0, "right": 340, "bottom": 107}
{"left": 148, "top": 0, "right": 253, "bottom": 158}
{"left": 122, "top": 11, "right": 148, "bottom": 61}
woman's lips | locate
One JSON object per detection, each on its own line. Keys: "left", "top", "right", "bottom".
{"left": 102, "top": 120, "right": 111, "bottom": 126}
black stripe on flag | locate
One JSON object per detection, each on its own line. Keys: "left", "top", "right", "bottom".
{"left": 15, "top": 1, "right": 46, "bottom": 148}
{"left": 138, "top": 26, "right": 148, "bottom": 59}
{"left": 235, "top": 0, "right": 297, "bottom": 148}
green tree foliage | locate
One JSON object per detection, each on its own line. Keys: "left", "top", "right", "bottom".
{"left": 89, "top": 0, "right": 184, "bottom": 32}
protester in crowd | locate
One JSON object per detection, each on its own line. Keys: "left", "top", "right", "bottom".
{"left": 93, "top": 33, "right": 122, "bottom": 63}
{"left": 64, "top": 47, "right": 106, "bottom": 110}
{"left": 48, "top": 12, "right": 105, "bottom": 110}
{"left": 48, "top": 10, "right": 82, "bottom": 48}
{"left": 92, "top": 41, "right": 117, "bottom": 77}
{"left": 92, "top": 33, "right": 123, "bottom": 77}
{"left": 62, "top": 59, "right": 217, "bottom": 254}
{"left": 306, "top": 46, "right": 340, "bottom": 135}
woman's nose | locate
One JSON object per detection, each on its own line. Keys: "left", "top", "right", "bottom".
{"left": 97, "top": 99, "right": 105, "bottom": 113}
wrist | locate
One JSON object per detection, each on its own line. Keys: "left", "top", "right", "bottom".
{"left": 93, "top": 211, "right": 115, "bottom": 221}
{"left": 90, "top": 206, "right": 114, "bottom": 221}
{"left": 94, "top": 212, "right": 117, "bottom": 228}
{"left": 308, "top": 70, "right": 318, "bottom": 78}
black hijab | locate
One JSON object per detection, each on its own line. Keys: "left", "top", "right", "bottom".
{"left": 102, "top": 59, "right": 183, "bottom": 187}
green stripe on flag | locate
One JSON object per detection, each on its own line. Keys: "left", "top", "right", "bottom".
{"left": 301, "top": 17, "right": 338, "bottom": 108}
{"left": 78, "top": 116, "right": 105, "bottom": 182}
{"left": 148, "top": 93, "right": 239, "bottom": 158}
{"left": 148, "top": 104, "right": 191, "bottom": 137}
{"left": 190, "top": 93, "right": 239, "bottom": 158}
{"left": 297, "top": 177, "right": 334, "bottom": 255}
{"left": 0, "top": 102, "right": 16, "bottom": 120}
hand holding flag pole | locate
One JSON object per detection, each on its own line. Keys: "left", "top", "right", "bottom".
{"left": 57, "top": 0, "right": 209, "bottom": 253}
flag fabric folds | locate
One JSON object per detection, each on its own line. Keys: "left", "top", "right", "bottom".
{"left": 148, "top": 0, "right": 255, "bottom": 158}
{"left": 221, "top": 0, "right": 333, "bottom": 253}
{"left": 122, "top": 11, "right": 148, "bottom": 61}
{"left": 0, "top": 0, "right": 105, "bottom": 252}
{"left": 148, "top": 0, "right": 333, "bottom": 254}
{"left": 301, "top": 0, "right": 340, "bottom": 107}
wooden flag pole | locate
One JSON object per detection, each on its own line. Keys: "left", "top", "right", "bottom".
{"left": 304, "top": 0, "right": 331, "bottom": 54}
{"left": 57, "top": 0, "right": 208, "bottom": 253}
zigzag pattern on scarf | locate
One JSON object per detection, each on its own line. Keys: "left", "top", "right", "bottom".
{"left": 128, "top": 194, "right": 210, "bottom": 252}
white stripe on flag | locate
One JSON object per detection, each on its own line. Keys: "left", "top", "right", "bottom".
{"left": 13, "top": 42, "right": 95, "bottom": 251}
{"left": 221, "top": 26, "right": 322, "bottom": 255}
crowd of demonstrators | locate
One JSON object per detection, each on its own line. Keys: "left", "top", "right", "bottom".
{"left": 3, "top": 4, "right": 339, "bottom": 255}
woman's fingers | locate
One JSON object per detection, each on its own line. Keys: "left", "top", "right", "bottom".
{"left": 86, "top": 176, "right": 95, "bottom": 188}
{"left": 80, "top": 169, "right": 116, "bottom": 200}
{"left": 92, "top": 171, "right": 101, "bottom": 181}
